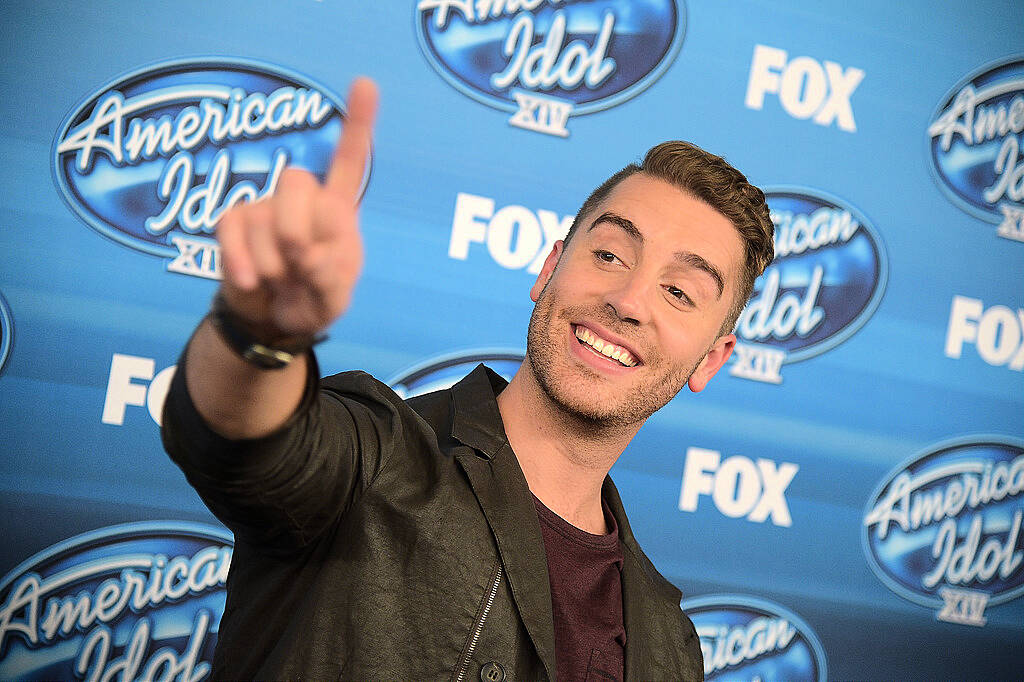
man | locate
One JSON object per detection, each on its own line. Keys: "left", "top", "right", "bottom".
{"left": 162, "top": 78, "right": 774, "bottom": 681}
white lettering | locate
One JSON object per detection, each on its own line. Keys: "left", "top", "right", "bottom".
{"left": 736, "top": 267, "right": 825, "bottom": 342}
{"left": 922, "top": 511, "right": 1022, "bottom": 590}
{"left": 418, "top": 0, "right": 570, "bottom": 29}
{"left": 448, "top": 192, "right": 571, "bottom": 273}
{"left": 995, "top": 202, "right": 1024, "bottom": 242}
{"left": 57, "top": 86, "right": 331, "bottom": 171}
{"left": 745, "top": 44, "right": 863, "bottom": 132}
{"left": 936, "top": 586, "right": 990, "bottom": 627}
{"left": 490, "top": 10, "right": 615, "bottom": 100}
{"left": 449, "top": 192, "right": 495, "bottom": 260}
{"left": 145, "top": 148, "right": 286, "bottom": 237}
{"left": 944, "top": 295, "right": 1024, "bottom": 371}
{"left": 864, "top": 457, "right": 1024, "bottom": 539}
{"left": 101, "top": 354, "right": 155, "bottom": 425}
{"left": 0, "top": 548, "right": 230, "bottom": 651}
{"left": 167, "top": 236, "right": 223, "bottom": 280}
{"left": 488, "top": 204, "right": 543, "bottom": 269}
{"left": 76, "top": 613, "right": 210, "bottom": 682}
{"left": 983, "top": 135, "right": 1024, "bottom": 204}
{"left": 771, "top": 207, "right": 860, "bottom": 258}
{"left": 679, "top": 448, "right": 798, "bottom": 527}
{"left": 729, "top": 343, "right": 785, "bottom": 384}
{"left": 928, "top": 81, "right": 1024, "bottom": 150}
{"left": 509, "top": 90, "right": 572, "bottom": 137}
{"left": 698, "top": 617, "right": 797, "bottom": 676}
{"left": 101, "top": 354, "right": 177, "bottom": 426}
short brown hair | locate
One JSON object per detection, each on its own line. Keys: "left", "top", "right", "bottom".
{"left": 563, "top": 141, "right": 775, "bottom": 335}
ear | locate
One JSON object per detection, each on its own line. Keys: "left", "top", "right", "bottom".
{"left": 530, "top": 240, "right": 564, "bottom": 302}
{"left": 687, "top": 333, "right": 736, "bottom": 393}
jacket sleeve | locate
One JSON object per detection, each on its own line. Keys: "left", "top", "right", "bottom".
{"left": 161, "top": 349, "right": 406, "bottom": 554}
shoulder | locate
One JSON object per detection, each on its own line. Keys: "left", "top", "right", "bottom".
{"left": 623, "top": 540, "right": 684, "bottom": 604}
{"left": 319, "top": 369, "right": 456, "bottom": 443}
{"left": 320, "top": 370, "right": 402, "bottom": 403}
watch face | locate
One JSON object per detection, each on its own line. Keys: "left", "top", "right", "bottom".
{"left": 243, "top": 344, "right": 294, "bottom": 369}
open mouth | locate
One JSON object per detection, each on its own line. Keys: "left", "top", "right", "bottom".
{"left": 573, "top": 325, "right": 639, "bottom": 367}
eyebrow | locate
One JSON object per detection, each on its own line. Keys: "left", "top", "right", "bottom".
{"left": 588, "top": 211, "right": 726, "bottom": 298}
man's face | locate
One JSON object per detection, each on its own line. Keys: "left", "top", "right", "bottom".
{"left": 525, "top": 173, "right": 742, "bottom": 428}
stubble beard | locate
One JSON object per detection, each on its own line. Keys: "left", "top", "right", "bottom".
{"left": 525, "top": 285, "right": 700, "bottom": 430}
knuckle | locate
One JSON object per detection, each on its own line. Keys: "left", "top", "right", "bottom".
{"left": 255, "top": 251, "right": 285, "bottom": 281}
{"left": 314, "top": 193, "right": 349, "bottom": 227}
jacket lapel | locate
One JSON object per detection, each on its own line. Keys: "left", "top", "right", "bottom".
{"left": 604, "top": 478, "right": 693, "bottom": 682}
{"left": 619, "top": 546, "right": 648, "bottom": 682}
{"left": 450, "top": 366, "right": 558, "bottom": 681}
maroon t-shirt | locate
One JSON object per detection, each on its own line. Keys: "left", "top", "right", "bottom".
{"left": 533, "top": 495, "right": 626, "bottom": 682}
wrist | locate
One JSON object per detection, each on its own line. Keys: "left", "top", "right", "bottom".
{"left": 207, "top": 291, "right": 326, "bottom": 369}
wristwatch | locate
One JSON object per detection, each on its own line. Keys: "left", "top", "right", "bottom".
{"left": 207, "top": 292, "right": 326, "bottom": 369}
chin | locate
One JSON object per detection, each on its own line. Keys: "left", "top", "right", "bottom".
{"left": 525, "top": 345, "right": 686, "bottom": 429}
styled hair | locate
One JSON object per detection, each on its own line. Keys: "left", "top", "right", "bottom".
{"left": 563, "top": 141, "right": 775, "bottom": 335}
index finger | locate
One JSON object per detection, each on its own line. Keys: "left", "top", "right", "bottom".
{"left": 325, "top": 77, "right": 379, "bottom": 199}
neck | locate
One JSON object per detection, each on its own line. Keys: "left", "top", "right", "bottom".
{"left": 497, "top": 360, "right": 642, "bottom": 534}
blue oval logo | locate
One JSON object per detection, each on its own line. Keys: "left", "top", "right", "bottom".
{"left": 52, "top": 57, "right": 367, "bottom": 275}
{"left": 680, "top": 595, "right": 827, "bottom": 682}
{"left": 387, "top": 349, "right": 524, "bottom": 398}
{"left": 415, "top": 1, "right": 685, "bottom": 136}
{"left": 731, "top": 187, "right": 887, "bottom": 382}
{"left": 927, "top": 55, "right": 1024, "bottom": 236}
{"left": 0, "top": 521, "right": 232, "bottom": 680}
{"left": 0, "top": 292, "right": 12, "bottom": 374}
{"left": 862, "top": 436, "right": 1024, "bottom": 623}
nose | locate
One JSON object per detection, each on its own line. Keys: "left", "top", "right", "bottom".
{"left": 604, "top": 273, "right": 651, "bottom": 326}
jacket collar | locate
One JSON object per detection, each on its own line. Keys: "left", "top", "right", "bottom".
{"left": 450, "top": 364, "right": 509, "bottom": 459}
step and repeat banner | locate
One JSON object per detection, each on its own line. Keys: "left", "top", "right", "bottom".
{"left": 1, "top": 1, "right": 1022, "bottom": 679}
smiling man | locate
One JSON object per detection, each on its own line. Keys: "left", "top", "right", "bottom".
{"left": 162, "top": 79, "right": 775, "bottom": 681}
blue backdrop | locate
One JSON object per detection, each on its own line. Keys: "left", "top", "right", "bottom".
{"left": 1, "top": 1, "right": 1022, "bottom": 679}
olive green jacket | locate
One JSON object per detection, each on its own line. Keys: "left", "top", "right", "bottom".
{"left": 163, "top": 360, "right": 703, "bottom": 681}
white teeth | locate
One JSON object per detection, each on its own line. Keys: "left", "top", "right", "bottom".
{"left": 573, "top": 325, "right": 638, "bottom": 367}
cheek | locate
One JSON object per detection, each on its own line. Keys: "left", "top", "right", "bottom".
{"left": 654, "top": 324, "right": 709, "bottom": 367}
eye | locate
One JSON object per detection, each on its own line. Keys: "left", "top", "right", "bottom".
{"left": 666, "top": 285, "right": 695, "bottom": 306}
{"left": 593, "top": 249, "right": 621, "bottom": 264}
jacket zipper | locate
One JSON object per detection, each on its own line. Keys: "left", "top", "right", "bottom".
{"left": 453, "top": 563, "right": 503, "bottom": 682}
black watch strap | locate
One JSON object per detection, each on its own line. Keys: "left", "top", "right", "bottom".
{"left": 207, "top": 293, "right": 326, "bottom": 369}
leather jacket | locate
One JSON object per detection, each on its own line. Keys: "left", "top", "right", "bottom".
{"left": 163, "top": 359, "right": 703, "bottom": 681}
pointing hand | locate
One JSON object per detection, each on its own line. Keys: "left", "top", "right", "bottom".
{"left": 214, "top": 77, "right": 379, "bottom": 339}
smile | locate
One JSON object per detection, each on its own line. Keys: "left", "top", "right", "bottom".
{"left": 573, "top": 325, "right": 639, "bottom": 367}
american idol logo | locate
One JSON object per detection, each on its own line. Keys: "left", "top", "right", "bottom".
{"left": 927, "top": 55, "right": 1024, "bottom": 242}
{"left": 863, "top": 437, "right": 1024, "bottom": 627}
{"left": 730, "top": 187, "right": 887, "bottom": 384}
{"left": 0, "top": 291, "right": 12, "bottom": 374}
{"left": 388, "top": 349, "right": 524, "bottom": 398}
{"left": 681, "top": 595, "right": 827, "bottom": 682}
{"left": 0, "top": 522, "right": 231, "bottom": 680}
{"left": 52, "top": 57, "right": 367, "bottom": 279}
{"left": 415, "top": 0, "right": 685, "bottom": 137}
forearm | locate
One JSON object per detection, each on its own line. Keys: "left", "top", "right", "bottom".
{"left": 185, "top": 316, "right": 309, "bottom": 440}
{"left": 163, "top": 348, "right": 398, "bottom": 551}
